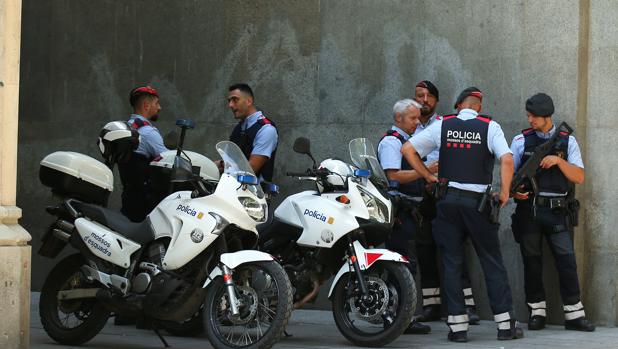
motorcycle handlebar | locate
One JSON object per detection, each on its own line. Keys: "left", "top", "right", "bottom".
{"left": 286, "top": 171, "right": 312, "bottom": 177}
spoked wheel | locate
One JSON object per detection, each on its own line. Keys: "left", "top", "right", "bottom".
{"left": 204, "top": 261, "right": 293, "bottom": 349}
{"left": 39, "top": 254, "right": 110, "bottom": 345}
{"left": 332, "top": 261, "right": 416, "bottom": 347}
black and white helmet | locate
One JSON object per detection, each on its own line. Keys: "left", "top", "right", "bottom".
{"left": 97, "top": 121, "right": 139, "bottom": 167}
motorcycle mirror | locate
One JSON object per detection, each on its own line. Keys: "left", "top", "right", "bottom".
{"left": 293, "top": 137, "right": 318, "bottom": 168}
{"left": 293, "top": 137, "right": 311, "bottom": 154}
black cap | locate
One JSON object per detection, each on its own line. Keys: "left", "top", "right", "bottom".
{"left": 525, "top": 93, "right": 554, "bottom": 117}
{"left": 416, "top": 80, "right": 439, "bottom": 101}
{"left": 454, "top": 87, "right": 483, "bottom": 109}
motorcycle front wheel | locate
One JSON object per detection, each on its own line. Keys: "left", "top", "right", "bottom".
{"left": 332, "top": 261, "right": 416, "bottom": 347}
{"left": 204, "top": 260, "right": 293, "bottom": 349}
{"left": 39, "top": 254, "right": 111, "bottom": 345}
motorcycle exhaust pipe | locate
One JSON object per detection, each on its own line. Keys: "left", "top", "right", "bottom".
{"left": 294, "top": 280, "right": 320, "bottom": 309}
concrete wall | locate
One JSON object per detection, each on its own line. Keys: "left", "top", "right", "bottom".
{"left": 17, "top": 0, "right": 618, "bottom": 325}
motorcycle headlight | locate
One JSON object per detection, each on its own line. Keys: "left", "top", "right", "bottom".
{"left": 358, "top": 188, "right": 389, "bottom": 223}
{"left": 238, "top": 197, "right": 267, "bottom": 222}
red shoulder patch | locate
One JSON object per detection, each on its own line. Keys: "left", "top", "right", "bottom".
{"left": 443, "top": 115, "right": 457, "bottom": 121}
{"left": 522, "top": 128, "right": 534, "bottom": 135}
{"left": 476, "top": 116, "right": 491, "bottom": 123}
{"left": 260, "top": 117, "right": 272, "bottom": 125}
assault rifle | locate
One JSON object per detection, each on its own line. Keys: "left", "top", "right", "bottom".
{"left": 510, "top": 121, "right": 573, "bottom": 195}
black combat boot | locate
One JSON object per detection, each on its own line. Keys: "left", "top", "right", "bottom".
{"left": 404, "top": 320, "right": 431, "bottom": 334}
{"left": 497, "top": 319, "right": 524, "bottom": 340}
{"left": 565, "top": 317, "right": 595, "bottom": 332}
{"left": 447, "top": 330, "right": 468, "bottom": 343}
{"left": 528, "top": 315, "right": 546, "bottom": 330}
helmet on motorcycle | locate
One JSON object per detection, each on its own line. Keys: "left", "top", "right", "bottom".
{"left": 317, "top": 158, "right": 354, "bottom": 192}
{"left": 97, "top": 121, "right": 139, "bottom": 167}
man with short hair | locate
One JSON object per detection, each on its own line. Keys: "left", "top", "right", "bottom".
{"left": 377, "top": 98, "right": 431, "bottom": 334}
{"left": 227, "top": 83, "right": 278, "bottom": 181}
{"left": 118, "top": 86, "right": 169, "bottom": 222}
{"left": 510, "top": 93, "right": 594, "bottom": 332}
{"left": 402, "top": 87, "right": 523, "bottom": 342}
{"left": 413, "top": 81, "right": 479, "bottom": 324}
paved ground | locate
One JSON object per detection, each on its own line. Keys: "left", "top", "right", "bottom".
{"left": 30, "top": 293, "right": 618, "bottom": 349}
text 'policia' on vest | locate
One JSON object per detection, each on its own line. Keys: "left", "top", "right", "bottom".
{"left": 438, "top": 114, "right": 493, "bottom": 185}
{"left": 229, "top": 116, "right": 278, "bottom": 181}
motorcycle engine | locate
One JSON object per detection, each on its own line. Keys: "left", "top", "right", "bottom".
{"left": 132, "top": 240, "right": 167, "bottom": 294}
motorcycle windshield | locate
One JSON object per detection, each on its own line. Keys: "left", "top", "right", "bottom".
{"left": 215, "top": 141, "right": 264, "bottom": 196}
{"left": 349, "top": 138, "right": 389, "bottom": 188}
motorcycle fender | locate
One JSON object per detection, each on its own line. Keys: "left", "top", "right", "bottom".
{"left": 327, "top": 240, "right": 408, "bottom": 298}
{"left": 202, "top": 250, "right": 274, "bottom": 288}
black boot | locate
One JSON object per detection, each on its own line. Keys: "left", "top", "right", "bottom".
{"left": 447, "top": 330, "right": 468, "bottom": 343}
{"left": 497, "top": 320, "right": 524, "bottom": 340}
{"left": 404, "top": 320, "right": 431, "bottom": 334}
{"left": 416, "top": 305, "right": 441, "bottom": 322}
{"left": 565, "top": 317, "right": 595, "bottom": 332}
{"left": 528, "top": 315, "right": 546, "bottom": 330}
{"left": 466, "top": 306, "right": 480, "bottom": 325}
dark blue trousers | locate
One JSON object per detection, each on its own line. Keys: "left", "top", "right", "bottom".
{"left": 432, "top": 192, "right": 514, "bottom": 317}
{"left": 386, "top": 211, "right": 419, "bottom": 277}
{"left": 512, "top": 202, "right": 581, "bottom": 306}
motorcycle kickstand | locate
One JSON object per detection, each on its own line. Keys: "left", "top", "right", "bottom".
{"left": 284, "top": 330, "right": 293, "bottom": 337}
{"left": 152, "top": 325, "right": 170, "bottom": 348}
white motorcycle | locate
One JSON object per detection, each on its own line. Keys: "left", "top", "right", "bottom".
{"left": 37, "top": 120, "right": 293, "bottom": 349}
{"left": 259, "top": 138, "right": 416, "bottom": 347}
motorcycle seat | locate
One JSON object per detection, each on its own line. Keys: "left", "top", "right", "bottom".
{"left": 74, "top": 202, "right": 155, "bottom": 245}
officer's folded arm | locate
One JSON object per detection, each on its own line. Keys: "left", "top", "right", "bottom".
{"left": 401, "top": 142, "right": 437, "bottom": 183}
{"left": 384, "top": 168, "right": 422, "bottom": 184}
{"left": 542, "top": 155, "right": 585, "bottom": 184}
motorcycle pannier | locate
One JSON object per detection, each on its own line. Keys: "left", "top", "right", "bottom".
{"left": 40, "top": 151, "right": 113, "bottom": 206}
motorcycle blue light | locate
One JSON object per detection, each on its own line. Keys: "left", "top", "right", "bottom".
{"left": 266, "top": 183, "right": 279, "bottom": 194}
{"left": 237, "top": 174, "right": 258, "bottom": 185}
{"left": 354, "top": 169, "right": 371, "bottom": 177}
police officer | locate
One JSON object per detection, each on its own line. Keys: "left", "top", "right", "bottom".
{"left": 226, "top": 83, "right": 278, "bottom": 180}
{"left": 413, "top": 80, "right": 480, "bottom": 324}
{"left": 510, "top": 93, "right": 594, "bottom": 332}
{"left": 402, "top": 87, "right": 523, "bottom": 342}
{"left": 377, "top": 99, "right": 432, "bottom": 335}
{"left": 118, "top": 86, "right": 169, "bottom": 222}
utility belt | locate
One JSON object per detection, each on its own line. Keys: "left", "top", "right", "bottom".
{"left": 532, "top": 194, "right": 580, "bottom": 228}
{"left": 431, "top": 180, "right": 500, "bottom": 224}
{"left": 388, "top": 182, "right": 425, "bottom": 226}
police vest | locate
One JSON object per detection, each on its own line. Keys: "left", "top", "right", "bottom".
{"left": 438, "top": 115, "right": 493, "bottom": 185}
{"left": 229, "top": 116, "right": 277, "bottom": 181}
{"left": 378, "top": 129, "right": 425, "bottom": 196}
{"left": 119, "top": 118, "right": 152, "bottom": 191}
{"left": 518, "top": 127, "right": 570, "bottom": 194}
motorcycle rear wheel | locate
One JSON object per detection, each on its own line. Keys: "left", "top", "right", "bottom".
{"left": 39, "top": 254, "right": 111, "bottom": 345}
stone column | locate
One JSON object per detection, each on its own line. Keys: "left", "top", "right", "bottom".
{"left": 0, "top": 0, "right": 31, "bottom": 348}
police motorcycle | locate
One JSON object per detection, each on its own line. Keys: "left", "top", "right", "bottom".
{"left": 36, "top": 119, "right": 293, "bottom": 349}
{"left": 259, "top": 137, "right": 416, "bottom": 347}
